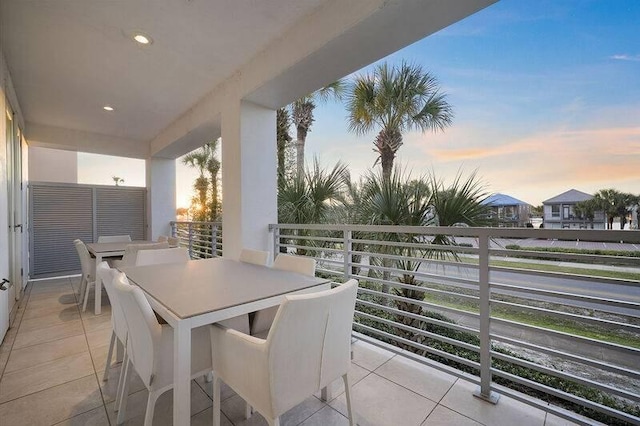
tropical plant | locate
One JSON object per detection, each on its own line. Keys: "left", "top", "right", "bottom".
{"left": 591, "top": 189, "right": 638, "bottom": 229}
{"left": 277, "top": 108, "right": 292, "bottom": 188}
{"left": 112, "top": 176, "right": 124, "bottom": 186}
{"left": 291, "top": 81, "right": 344, "bottom": 175}
{"left": 346, "top": 61, "right": 453, "bottom": 180}
{"left": 574, "top": 198, "right": 598, "bottom": 228}
{"left": 181, "top": 140, "right": 221, "bottom": 222}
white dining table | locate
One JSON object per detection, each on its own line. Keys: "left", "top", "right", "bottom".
{"left": 86, "top": 241, "right": 146, "bottom": 315}
{"left": 119, "top": 257, "right": 331, "bottom": 426}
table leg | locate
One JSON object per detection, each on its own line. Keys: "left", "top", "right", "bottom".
{"left": 94, "top": 254, "right": 103, "bottom": 315}
{"left": 174, "top": 321, "right": 191, "bottom": 425}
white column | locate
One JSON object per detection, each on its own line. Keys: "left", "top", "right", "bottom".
{"left": 222, "top": 98, "right": 277, "bottom": 260}
{"left": 146, "top": 157, "right": 176, "bottom": 240}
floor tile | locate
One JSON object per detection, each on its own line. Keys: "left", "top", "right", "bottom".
{"left": 100, "top": 359, "right": 147, "bottom": 404}
{"left": 191, "top": 406, "right": 234, "bottom": 426}
{"left": 439, "top": 380, "right": 546, "bottom": 426}
{"left": 0, "top": 351, "right": 94, "bottom": 403}
{"left": 17, "top": 308, "right": 81, "bottom": 333}
{"left": 81, "top": 311, "right": 113, "bottom": 334}
{"left": 12, "top": 318, "right": 84, "bottom": 349}
{"left": 53, "top": 405, "right": 110, "bottom": 426}
{"left": 4, "top": 334, "right": 88, "bottom": 373}
{"left": 421, "top": 405, "right": 481, "bottom": 426}
{"left": 86, "top": 325, "right": 114, "bottom": 350}
{"left": 221, "top": 393, "right": 328, "bottom": 426}
{"left": 330, "top": 372, "right": 436, "bottom": 426}
{"left": 195, "top": 374, "right": 237, "bottom": 402}
{"left": 299, "top": 405, "right": 350, "bottom": 426}
{"left": 543, "top": 409, "right": 604, "bottom": 426}
{"left": 314, "top": 362, "right": 370, "bottom": 401}
{"left": 374, "top": 355, "right": 456, "bottom": 402}
{"left": 0, "top": 375, "right": 103, "bottom": 426}
{"left": 105, "top": 380, "right": 212, "bottom": 425}
{"left": 351, "top": 340, "right": 395, "bottom": 371}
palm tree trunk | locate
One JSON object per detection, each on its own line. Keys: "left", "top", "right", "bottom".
{"left": 374, "top": 128, "right": 402, "bottom": 181}
{"left": 296, "top": 126, "right": 306, "bottom": 177}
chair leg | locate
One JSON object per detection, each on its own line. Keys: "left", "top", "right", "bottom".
{"left": 212, "top": 373, "right": 221, "bottom": 426}
{"left": 116, "top": 358, "right": 133, "bottom": 424}
{"left": 102, "top": 331, "right": 116, "bottom": 381}
{"left": 116, "top": 339, "right": 124, "bottom": 363}
{"left": 268, "top": 418, "right": 281, "bottom": 426}
{"left": 115, "top": 351, "right": 128, "bottom": 411}
{"left": 342, "top": 373, "right": 356, "bottom": 426}
{"left": 245, "top": 402, "right": 253, "bottom": 419}
{"left": 143, "top": 390, "right": 160, "bottom": 426}
{"left": 205, "top": 371, "right": 213, "bottom": 383}
{"left": 78, "top": 275, "right": 87, "bottom": 301}
{"left": 82, "top": 281, "right": 92, "bottom": 312}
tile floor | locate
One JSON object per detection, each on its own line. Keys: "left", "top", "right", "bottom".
{"left": 0, "top": 277, "right": 593, "bottom": 426}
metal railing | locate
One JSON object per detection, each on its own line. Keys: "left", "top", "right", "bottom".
{"left": 170, "top": 221, "right": 222, "bottom": 258}
{"left": 270, "top": 224, "right": 640, "bottom": 425}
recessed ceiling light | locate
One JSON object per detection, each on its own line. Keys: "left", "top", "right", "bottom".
{"left": 103, "top": 105, "right": 114, "bottom": 112}
{"left": 133, "top": 33, "right": 152, "bottom": 45}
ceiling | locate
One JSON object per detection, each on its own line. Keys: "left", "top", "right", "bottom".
{"left": 0, "top": 0, "right": 325, "bottom": 142}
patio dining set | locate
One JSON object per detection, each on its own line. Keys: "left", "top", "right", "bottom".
{"left": 72, "top": 236, "right": 358, "bottom": 426}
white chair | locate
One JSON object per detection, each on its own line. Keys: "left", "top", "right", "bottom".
{"left": 98, "top": 235, "right": 132, "bottom": 243}
{"left": 112, "top": 242, "right": 170, "bottom": 268}
{"left": 210, "top": 280, "right": 359, "bottom": 426}
{"left": 112, "top": 272, "right": 212, "bottom": 426}
{"left": 96, "top": 262, "right": 131, "bottom": 414}
{"left": 250, "top": 254, "right": 316, "bottom": 336}
{"left": 239, "top": 248, "right": 270, "bottom": 266}
{"left": 135, "top": 247, "right": 190, "bottom": 266}
{"left": 74, "top": 239, "right": 97, "bottom": 312}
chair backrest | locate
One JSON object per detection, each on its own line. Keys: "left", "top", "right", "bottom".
{"left": 74, "top": 239, "right": 93, "bottom": 278}
{"left": 98, "top": 235, "right": 132, "bottom": 243}
{"left": 272, "top": 254, "right": 315, "bottom": 276}
{"left": 135, "top": 247, "right": 190, "bottom": 266}
{"left": 97, "top": 262, "right": 128, "bottom": 343}
{"left": 267, "top": 279, "right": 358, "bottom": 417}
{"left": 112, "top": 272, "right": 161, "bottom": 387}
{"left": 120, "top": 242, "right": 170, "bottom": 267}
{"left": 239, "top": 248, "right": 270, "bottom": 266}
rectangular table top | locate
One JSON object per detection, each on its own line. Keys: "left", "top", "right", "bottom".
{"left": 119, "top": 257, "right": 330, "bottom": 319}
{"left": 86, "top": 240, "right": 153, "bottom": 255}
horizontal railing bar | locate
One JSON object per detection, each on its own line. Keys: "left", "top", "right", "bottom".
{"left": 277, "top": 233, "right": 344, "bottom": 243}
{"left": 491, "top": 368, "right": 639, "bottom": 425}
{"left": 490, "top": 349, "right": 639, "bottom": 402}
{"left": 490, "top": 299, "right": 640, "bottom": 333}
{"left": 353, "top": 323, "right": 481, "bottom": 370}
{"left": 492, "top": 317, "right": 640, "bottom": 355}
{"left": 356, "top": 286, "right": 479, "bottom": 321}
{"left": 270, "top": 224, "right": 640, "bottom": 243}
{"left": 351, "top": 250, "right": 481, "bottom": 271}
{"left": 355, "top": 298, "right": 479, "bottom": 336}
{"left": 491, "top": 247, "right": 640, "bottom": 266}
{"left": 490, "top": 264, "right": 640, "bottom": 287}
{"left": 276, "top": 243, "right": 344, "bottom": 254}
{"left": 353, "top": 238, "right": 480, "bottom": 253}
{"left": 355, "top": 310, "right": 480, "bottom": 353}
{"left": 490, "top": 281, "right": 640, "bottom": 313}
{"left": 352, "top": 331, "right": 481, "bottom": 385}
{"left": 491, "top": 334, "right": 640, "bottom": 380}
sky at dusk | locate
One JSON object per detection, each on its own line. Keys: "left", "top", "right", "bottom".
{"left": 78, "top": 0, "right": 640, "bottom": 208}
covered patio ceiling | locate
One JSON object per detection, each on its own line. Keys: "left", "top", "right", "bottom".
{"left": 1, "top": 0, "right": 496, "bottom": 159}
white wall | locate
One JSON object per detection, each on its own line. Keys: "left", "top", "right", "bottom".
{"left": 28, "top": 146, "right": 77, "bottom": 183}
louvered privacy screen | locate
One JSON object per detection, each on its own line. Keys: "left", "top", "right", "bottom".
{"left": 29, "top": 183, "right": 146, "bottom": 278}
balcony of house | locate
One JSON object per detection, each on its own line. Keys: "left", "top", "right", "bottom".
{"left": 3, "top": 224, "right": 638, "bottom": 426}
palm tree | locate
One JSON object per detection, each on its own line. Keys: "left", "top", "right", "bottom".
{"left": 346, "top": 61, "right": 453, "bottom": 180}
{"left": 112, "top": 176, "right": 124, "bottom": 186}
{"left": 291, "top": 81, "right": 344, "bottom": 176}
{"left": 181, "top": 140, "right": 221, "bottom": 222}
{"left": 277, "top": 108, "right": 292, "bottom": 188}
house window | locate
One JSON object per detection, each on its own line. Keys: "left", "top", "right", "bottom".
{"left": 563, "top": 206, "right": 570, "bottom": 219}
{"left": 552, "top": 205, "right": 560, "bottom": 218}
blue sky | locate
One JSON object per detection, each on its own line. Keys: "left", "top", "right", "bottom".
{"left": 79, "top": 0, "right": 640, "bottom": 208}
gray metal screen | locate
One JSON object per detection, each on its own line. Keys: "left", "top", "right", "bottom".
{"left": 29, "top": 183, "right": 147, "bottom": 278}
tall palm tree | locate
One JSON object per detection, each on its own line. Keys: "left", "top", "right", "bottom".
{"left": 346, "top": 61, "right": 453, "bottom": 180}
{"left": 181, "top": 140, "right": 221, "bottom": 221}
{"left": 277, "top": 108, "right": 292, "bottom": 188}
{"left": 291, "top": 81, "right": 344, "bottom": 176}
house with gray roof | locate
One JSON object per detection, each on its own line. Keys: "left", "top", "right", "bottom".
{"left": 482, "top": 193, "right": 532, "bottom": 227}
{"left": 542, "top": 189, "right": 606, "bottom": 229}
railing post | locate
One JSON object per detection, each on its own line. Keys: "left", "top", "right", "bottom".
{"left": 188, "top": 222, "right": 194, "bottom": 258}
{"left": 273, "top": 226, "right": 280, "bottom": 262}
{"left": 474, "top": 231, "right": 499, "bottom": 404}
{"left": 211, "top": 225, "right": 217, "bottom": 258}
{"left": 170, "top": 221, "right": 176, "bottom": 238}
{"left": 344, "top": 229, "right": 352, "bottom": 281}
